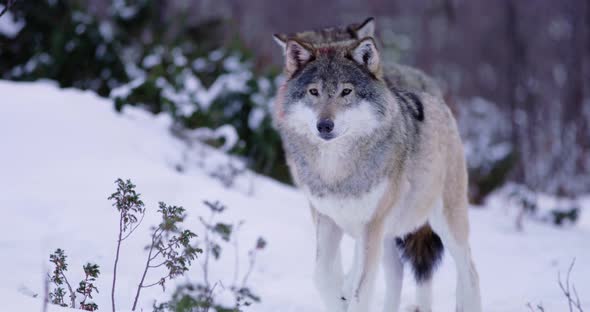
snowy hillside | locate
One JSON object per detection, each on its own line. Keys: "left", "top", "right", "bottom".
{"left": 0, "top": 80, "right": 588, "bottom": 311}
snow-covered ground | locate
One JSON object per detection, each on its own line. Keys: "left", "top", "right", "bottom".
{"left": 0, "top": 80, "right": 588, "bottom": 311}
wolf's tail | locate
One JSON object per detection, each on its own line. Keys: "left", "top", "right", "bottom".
{"left": 395, "top": 224, "right": 444, "bottom": 283}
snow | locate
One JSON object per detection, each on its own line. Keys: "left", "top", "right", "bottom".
{"left": 113, "top": 50, "right": 256, "bottom": 118}
{"left": 142, "top": 54, "right": 162, "bottom": 68}
{"left": 99, "top": 21, "right": 114, "bottom": 42}
{"left": 248, "top": 107, "right": 266, "bottom": 130}
{"left": 172, "top": 48, "right": 188, "bottom": 67}
{"left": 192, "top": 58, "right": 207, "bottom": 72}
{"left": 0, "top": 5, "right": 25, "bottom": 38}
{"left": 458, "top": 97, "right": 512, "bottom": 174}
{"left": 209, "top": 50, "right": 225, "bottom": 62}
{"left": 488, "top": 183, "right": 586, "bottom": 226}
{"left": 0, "top": 80, "right": 589, "bottom": 311}
{"left": 183, "top": 125, "right": 239, "bottom": 152}
{"left": 109, "top": 77, "right": 146, "bottom": 99}
{"left": 223, "top": 55, "right": 243, "bottom": 72}
{"left": 194, "top": 71, "right": 252, "bottom": 111}
{"left": 112, "top": 0, "right": 140, "bottom": 20}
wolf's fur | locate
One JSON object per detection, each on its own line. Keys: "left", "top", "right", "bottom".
{"left": 273, "top": 18, "right": 481, "bottom": 312}
{"left": 395, "top": 224, "right": 444, "bottom": 283}
{"left": 273, "top": 17, "right": 375, "bottom": 47}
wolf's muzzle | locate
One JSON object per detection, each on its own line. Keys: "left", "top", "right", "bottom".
{"left": 316, "top": 118, "right": 335, "bottom": 140}
{"left": 317, "top": 118, "right": 334, "bottom": 133}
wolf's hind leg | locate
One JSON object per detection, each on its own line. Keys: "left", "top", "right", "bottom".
{"left": 313, "top": 212, "right": 346, "bottom": 312}
{"left": 430, "top": 202, "right": 482, "bottom": 312}
{"left": 382, "top": 236, "right": 404, "bottom": 312}
{"left": 415, "top": 278, "right": 433, "bottom": 312}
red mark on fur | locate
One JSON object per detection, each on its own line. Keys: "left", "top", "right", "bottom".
{"left": 317, "top": 47, "right": 336, "bottom": 57}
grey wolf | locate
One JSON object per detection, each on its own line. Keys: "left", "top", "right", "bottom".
{"left": 272, "top": 18, "right": 482, "bottom": 312}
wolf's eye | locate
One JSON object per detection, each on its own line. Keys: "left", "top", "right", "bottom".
{"left": 341, "top": 88, "right": 352, "bottom": 96}
{"left": 309, "top": 88, "right": 319, "bottom": 96}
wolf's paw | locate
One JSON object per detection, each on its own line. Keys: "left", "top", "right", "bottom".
{"left": 320, "top": 294, "right": 347, "bottom": 312}
{"left": 404, "top": 305, "right": 431, "bottom": 312}
{"left": 341, "top": 273, "right": 354, "bottom": 302}
{"left": 334, "top": 295, "right": 348, "bottom": 312}
{"left": 404, "top": 305, "right": 432, "bottom": 312}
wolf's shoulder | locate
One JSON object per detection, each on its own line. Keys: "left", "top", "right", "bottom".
{"left": 382, "top": 63, "right": 442, "bottom": 98}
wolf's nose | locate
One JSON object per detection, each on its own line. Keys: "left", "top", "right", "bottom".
{"left": 317, "top": 119, "right": 334, "bottom": 134}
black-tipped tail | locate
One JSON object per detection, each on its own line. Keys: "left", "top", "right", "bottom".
{"left": 395, "top": 224, "right": 444, "bottom": 283}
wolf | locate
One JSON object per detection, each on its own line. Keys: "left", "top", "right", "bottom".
{"left": 272, "top": 18, "right": 482, "bottom": 312}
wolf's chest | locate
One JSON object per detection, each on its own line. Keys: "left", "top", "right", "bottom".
{"left": 305, "top": 180, "right": 388, "bottom": 237}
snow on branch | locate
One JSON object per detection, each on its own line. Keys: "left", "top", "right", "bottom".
{"left": 0, "top": 0, "right": 17, "bottom": 18}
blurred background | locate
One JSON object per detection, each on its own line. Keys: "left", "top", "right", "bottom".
{"left": 1, "top": 0, "right": 588, "bottom": 218}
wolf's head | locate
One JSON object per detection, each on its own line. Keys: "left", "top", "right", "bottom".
{"left": 273, "top": 28, "right": 394, "bottom": 144}
{"left": 273, "top": 17, "right": 375, "bottom": 49}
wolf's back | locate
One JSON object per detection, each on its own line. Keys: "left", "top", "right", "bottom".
{"left": 382, "top": 63, "right": 443, "bottom": 98}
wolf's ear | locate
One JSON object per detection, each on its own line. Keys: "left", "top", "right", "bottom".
{"left": 351, "top": 38, "right": 380, "bottom": 74}
{"left": 284, "top": 40, "right": 314, "bottom": 77}
{"left": 273, "top": 33, "right": 288, "bottom": 51}
{"left": 356, "top": 17, "right": 375, "bottom": 39}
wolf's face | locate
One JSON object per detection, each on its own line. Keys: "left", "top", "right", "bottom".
{"left": 275, "top": 38, "right": 391, "bottom": 144}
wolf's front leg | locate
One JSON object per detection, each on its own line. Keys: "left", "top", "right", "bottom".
{"left": 313, "top": 212, "right": 346, "bottom": 312}
{"left": 346, "top": 223, "right": 384, "bottom": 312}
{"left": 341, "top": 243, "right": 359, "bottom": 303}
